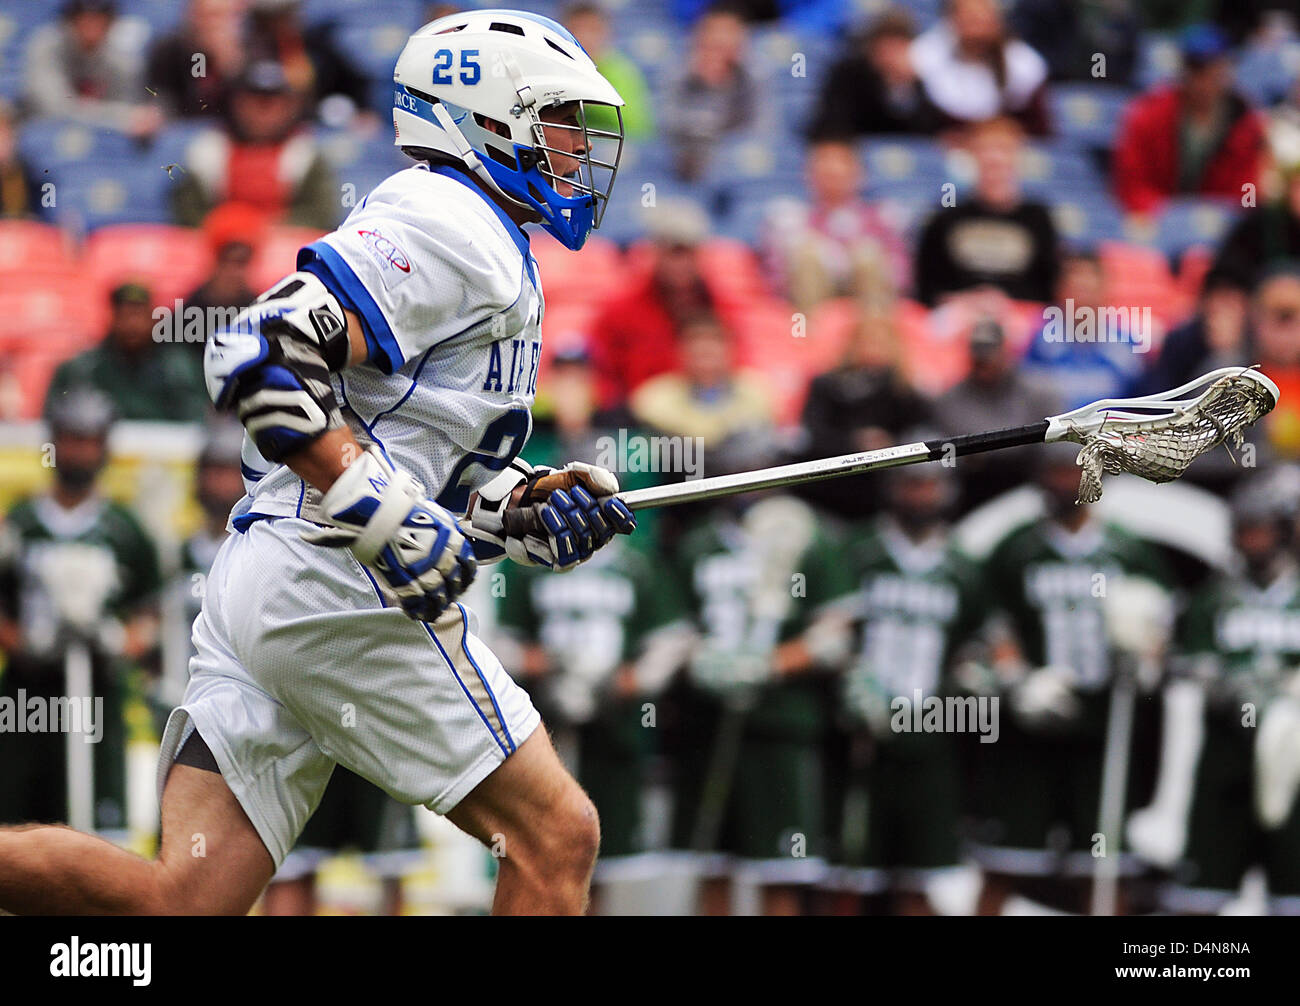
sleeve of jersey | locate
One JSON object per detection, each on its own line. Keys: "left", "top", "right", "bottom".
{"left": 296, "top": 209, "right": 499, "bottom": 375}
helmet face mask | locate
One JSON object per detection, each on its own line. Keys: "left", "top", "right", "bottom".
{"left": 392, "top": 10, "right": 625, "bottom": 250}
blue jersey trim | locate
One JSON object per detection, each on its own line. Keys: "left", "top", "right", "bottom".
{"left": 456, "top": 603, "right": 515, "bottom": 753}
{"left": 422, "top": 620, "right": 510, "bottom": 757}
{"left": 298, "top": 241, "right": 404, "bottom": 374}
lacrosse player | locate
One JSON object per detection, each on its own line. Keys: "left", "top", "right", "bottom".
{"left": 827, "top": 462, "right": 987, "bottom": 915}
{"left": 666, "top": 491, "right": 854, "bottom": 916}
{"left": 0, "top": 10, "right": 636, "bottom": 916}
{"left": 0, "top": 389, "right": 161, "bottom": 838}
{"left": 1132, "top": 473, "right": 1300, "bottom": 915}
{"left": 969, "top": 447, "right": 1171, "bottom": 914}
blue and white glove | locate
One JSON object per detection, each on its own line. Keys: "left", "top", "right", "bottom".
{"left": 466, "top": 460, "right": 636, "bottom": 570}
{"left": 301, "top": 447, "right": 477, "bottom": 621}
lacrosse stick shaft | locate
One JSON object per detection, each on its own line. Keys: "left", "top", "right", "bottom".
{"left": 1092, "top": 667, "right": 1138, "bottom": 916}
{"left": 65, "top": 641, "right": 95, "bottom": 834}
{"left": 617, "top": 423, "right": 1050, "bottom": 513}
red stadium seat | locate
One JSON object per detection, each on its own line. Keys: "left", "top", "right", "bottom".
{"left": 530, "top": 232, "right": 623, "bottom": 302}
{"left": 623, "top": 237, "right": 771, "bottom": 305}
{"left": 251, "top": 226, "right": 329, "bottom": 292}
{"left": 0, "top": 265, "right": 106, "bottom": 352}
{"left": 0, "top": 221, "right": 75, "bottom": 271}
{"left": 83, "top": 225, "right": 213, "bottom": 306}
{"left": 1099, "top": 241, "right": 1180, "bottom": 333}
{"left": 0, "top": 346, "right": 67, "bottom": 420}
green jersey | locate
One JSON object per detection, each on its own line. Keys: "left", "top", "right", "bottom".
{"left": 0, "top": 494, "right": 161, "bottom": 672}
{"left": 983, "top": 517, "right": 1169, "bottom": 691}
{"left": 675, "top": 512, "right": 855, "bottom": 740}
{"left": 44, "top": 341, "right": 209, "bottom": 424}
{"left": 497, "top": 538, "right": 681, "bottom": 722}
{"left": 843, "top": 517, "right": 988, "bottom": 700}
{"left": 1178, "top": 564, "right": 1300, "bottom": 718}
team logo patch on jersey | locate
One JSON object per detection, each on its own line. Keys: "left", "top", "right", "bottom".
{"left": 357, "top": 228, "right": 414, "bottom": 287}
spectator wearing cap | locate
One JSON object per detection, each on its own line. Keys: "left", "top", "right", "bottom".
{"left": 662, "top": 6, "right": 755, "bottom": 181}
{"left": 762, "top": 139, "right": 910, "bottom": 314}
{"left": 909, "top": 0, "right": 1051, "bottom": 136}
{"left": 794, "top": 306, "right": 931, "bottom": 519}
{"left": 179, "top": 202, "right": 268, "bottom": 356}
{"left": 243, "top": 0, "right": 374, "bottom": 129}
{"left": 146, "top": 0, "right": 247, "bottom": 119}
{"left": 43, "top": 282, "right": 210, "bottom": 423}
{"left": 564, "top": 3, "right": 654, "bottom": 141}
{"left": 930, "top": 314, "right": 1061, "bottom": 514}
{"left": 1113, "top": 23, "right": 1266, "bottom": 216}
{"left": 22, "top": 0, "right": 162, "bottom": 138}
{"left": 589, "top": 199, "right": 742, "bottom": 409}
{"left": 170, "top": 60, "right": 340, "bottom": 229}
{"left": 807, "top": 7, "right": 942, "bottom": 140}
{"left": 0, "top": 100, "right": 38, "bottom": 219}
{"left": 914, "top": 116, "right": 1060, "bottom": 306}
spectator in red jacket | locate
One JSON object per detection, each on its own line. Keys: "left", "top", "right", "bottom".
{"left": 589, "top": 199, "right": 733, "bottom": 409}
{"left": 1113, "top": 24, "right": 1265, "bottom": 216}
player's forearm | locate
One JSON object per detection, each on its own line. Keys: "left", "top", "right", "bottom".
{"left": 282, "top": 427, "right": 365, "bottom": 494}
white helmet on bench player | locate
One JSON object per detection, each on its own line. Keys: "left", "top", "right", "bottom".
{"left": 392, "top": 8, "right": 625, "bottom": 250}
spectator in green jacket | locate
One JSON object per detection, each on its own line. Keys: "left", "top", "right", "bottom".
{"left": 44, "top": 282, "right": 210, "bottom": 424}
{"left": 565, "top": 2, "right": 655, "bottom": 140}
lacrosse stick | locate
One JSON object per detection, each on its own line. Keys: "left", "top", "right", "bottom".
{"left": 504, "top": 368, "right": 1278, "bottom": 534}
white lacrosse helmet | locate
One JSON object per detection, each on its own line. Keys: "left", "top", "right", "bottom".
{"left": 392, "top": 8, "right": 625, "bottom": 250}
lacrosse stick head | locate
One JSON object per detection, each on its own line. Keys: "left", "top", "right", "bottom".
{"left": 1044, "top": 367, "right": 1280, "bottom": 503}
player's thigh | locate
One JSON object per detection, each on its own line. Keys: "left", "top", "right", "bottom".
{"left": 156, "top": 763, "right": 275, "bottom": 915}
{"left": 446, "top": 727, "right": 592, "bottom": 852}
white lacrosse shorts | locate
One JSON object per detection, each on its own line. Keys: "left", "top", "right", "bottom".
{"left": 156, "top": 516, "right": 541, "bottom": 867}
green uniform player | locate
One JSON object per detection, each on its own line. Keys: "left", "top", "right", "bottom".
{"left": 0, "top": 391, "right": 160, "bottom": 838}
{"left": 495, "top": 535, "right": 687, "bottom": 869}
{"left": 830, "top": 463, "right": 988, "bottom": 913}
{"left": 1151, "top": 480, "right": 1300, "bottom": 915}
{"left": 668, "top": 495, "right": 855, "bottom": 912}
{"left": 973, "top": 452, "right": 1169, "bottom": 902}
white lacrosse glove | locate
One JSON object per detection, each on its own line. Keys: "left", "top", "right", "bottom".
{"left": 1256, "top": 671, "right": 1300, "bottom": 829}
{"left": 300, "top": 447, "right": 477, "bottom": 622}
{"left": 464, "top": 460, "right": 636, "bottom": 571}
{"left": 688, "top": 643, "right": 772, "bottom": 699}
{"left": 843, "top": 660, "right": 895, "bottom": 737}
{"left": 1011, "top": 664, "right": 1082, "bottom": 729}
{"left": 1103, "top": 576, "right": 1174, "bottom": 691}
{"left": 34, "top": 542, "right": 120, "bottom": 639}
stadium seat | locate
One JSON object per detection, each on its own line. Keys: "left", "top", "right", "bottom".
{"left": 1099, "top": 240, "right": 1185, "bottom": 329}
{"left": 19, "top": 120, "right": 141, "bottom": 169}
{"left": 0, "top": 265, "right": 107, "bottom": 352}
{"left": 38, "top": 158, "right": 173, "bottom": 231}
{"left": 1048, "top": 83, "right": 1135, "bottom": 150}
{"left": 0, "top": 346, "right": 68, "bottom": 420}
{"left": 0, "top": 221, "right": 74, "bottom": 271}
{"left": 1235, "top": 40, "right": 1300, "bottom": 107}
{"left": 1051, "top": 194, "right": 1127, "bottom": 249}
{"left": 317, "top": 130, "right": 409, "bottom": 204}
{"left": 861, "top": 136, "right": 951, "bottom": 186}
{"left": 83, "top": 225, "right": 213, "bottom": 305}
{"left": 1135, "top": 31, "right": 1181, "bottom": 90}
{"left": 530, "top": 233, "right": 624, "bottom": 304}
{"left": 251, "top": 226, "right": 330, "bottom": 292}
{"left": 1153, "top": 198, "right": 1241, "bottom": 257}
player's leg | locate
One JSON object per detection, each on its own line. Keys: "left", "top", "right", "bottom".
{"left": 0, "top": 757, "right": 273, "bottom": 915}
{"left": 445, "top": 726, "right": 599, "bottom": 915}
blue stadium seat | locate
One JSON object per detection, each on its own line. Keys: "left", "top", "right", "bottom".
{"left": 1048, "top": 83, "right": 1135, "bottom": 150}
{"left": 115, "top": 0, "right": 184, "bottom": 36}
{"left": 317, "top": 130, "right": 409, "bottom": 202}
{"left": 860, "top": 136, "right": 950, "bottom": 186}
{"left": 40, "top": 157, "right": 171, "bottom": 231}
{"left": 1154, "top": 198, "right": 1242, "bottom": 256}
{"left": 1135, "top": 31, "right": 1181, "bottom": 91}
{"left": 19, "top": 120, "right": 142, "bottom": 170}
{"left": 1235, "top": 42, "right": 1300, "bottom": 107}
{"left": 1051, "top": 193, "right": 1126, "bottom": 249}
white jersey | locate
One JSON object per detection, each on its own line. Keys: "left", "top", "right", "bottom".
{"left": 231, "top": 163, "right": 545, "bottom": 530}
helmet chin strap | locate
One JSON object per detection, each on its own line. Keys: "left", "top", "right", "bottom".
{"left": 429, "top": 101, "right": 535, "bottom": 214}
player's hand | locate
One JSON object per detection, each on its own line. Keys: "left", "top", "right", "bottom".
{"left": 843, "top": 660, "right": 895, "bottom": 737}
{"left": 688, "top": 643, "right": 771, "bottom": 699}
{"left": 300, "top": 447, "right": 477, "bottom": 621}
{"left": 495, "top": 461, "right": 636, "bottom": 570}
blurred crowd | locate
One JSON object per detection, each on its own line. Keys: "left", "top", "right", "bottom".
{"left": 3, "top": 0, "right": 1300, "bottom": 915}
